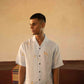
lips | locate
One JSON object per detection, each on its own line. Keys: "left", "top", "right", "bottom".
{"left": 32, "top": 30, "right": 34, "bottom": 32}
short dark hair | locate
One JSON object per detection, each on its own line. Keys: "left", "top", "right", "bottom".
{"left": 30, "top": 13, "right": 46, "bottom": 23}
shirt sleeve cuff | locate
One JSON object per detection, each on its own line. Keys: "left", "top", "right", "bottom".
{"left": 52, "top": 63, "right": 64, "bottom": 69}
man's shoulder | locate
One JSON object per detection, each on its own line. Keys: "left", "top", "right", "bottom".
{"left": 20, "top": 37, "right": 33, "bottom": 47}
{"left": 47, "top": 38, "right": 58, "bottom": 48}
{"left": 47, "top": 38, "right": 56, "bottom": 46}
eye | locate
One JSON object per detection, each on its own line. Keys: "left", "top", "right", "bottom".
{"left": 30, "top": 23, "right": 36, "bottom": 26}
{"left": 32, "top": 23, "right": 36, "bottom": 26}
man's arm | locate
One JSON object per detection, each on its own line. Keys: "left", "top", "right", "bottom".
{"left": 18, "top": 65, "right": 26, "bottom": 84}
{"left": 52, "top": 68, "right": 59, "bottom": 84}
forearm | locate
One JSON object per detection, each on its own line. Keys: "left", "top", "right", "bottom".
{"left": 52, "top": 68, "right": 59, "bottom": 84}
{"left": 18, "top": 65, "right": 26, "bottom": 84}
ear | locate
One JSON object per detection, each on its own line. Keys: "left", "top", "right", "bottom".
{"left": 42, "top": 22, "right": 45, "bottom": 28}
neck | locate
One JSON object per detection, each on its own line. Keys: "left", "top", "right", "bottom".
{"left": 35, "top": 33, "right": 45, "bottom": 45}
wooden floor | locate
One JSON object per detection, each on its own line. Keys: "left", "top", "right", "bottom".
{"left": 0, "top": 60, "right": 84, "bottom": 84}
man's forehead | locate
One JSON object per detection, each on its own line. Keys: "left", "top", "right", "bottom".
{"left": 30, "top": 18, "right": 39, "bottom": 23}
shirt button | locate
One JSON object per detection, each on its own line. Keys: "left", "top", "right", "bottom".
{"left": 39, "top": 48, "right": 41, "bottom": 49}
{"left": 39, "top": 79, "right": 40, "bottom": 81}
{"left": 39, "top": 55, "right": 40, "bottom": 57}
{"left": 39, "top": 63, "right": 41, "bottom": 65}
{"left": 39, "top": 71, "right": 41, "bottom": 73}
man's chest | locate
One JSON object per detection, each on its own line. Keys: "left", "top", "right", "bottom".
{"left": 25, "top": 43, "right": 53, "bottom": 69}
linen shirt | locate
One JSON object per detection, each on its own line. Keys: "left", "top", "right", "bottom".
{"left": 16, "top": 35, "right": 64, "bottom": 84}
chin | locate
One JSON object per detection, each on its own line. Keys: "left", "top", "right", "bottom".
{"left": 32, "top": 32, "right": 40, "bottom": 35}
{"left": 32, "top": 33, "right": 36, "bottom": 35}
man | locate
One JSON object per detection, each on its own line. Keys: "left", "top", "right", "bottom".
{"left": 16, "top": 13, "right": 64, "bottom": 84}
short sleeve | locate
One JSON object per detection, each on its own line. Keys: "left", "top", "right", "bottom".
{"left": 52, "top": 44, "right": 64, "bottom": 69}
{"left": 16, "top": 43, "right": 26, "bottom": 67}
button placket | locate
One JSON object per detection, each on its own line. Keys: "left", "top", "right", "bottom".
{"left": 39, "top": 55, "right": 41, "bottom": 57}
{"left": 38, "top": 47, "right": 41, "bottom": 83}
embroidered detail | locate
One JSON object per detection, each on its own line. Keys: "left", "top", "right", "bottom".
{"left": 34, "top": 55, "right": 36, "bottom": 58}
{"left": 44, "top": 51, "right": 48, "bottom": 56}
{"left": 31, "top": 81, "right": 33, "bottom": 84}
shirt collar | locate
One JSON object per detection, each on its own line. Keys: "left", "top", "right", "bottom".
{"left": 32, "top": 34, "right": 48, "bottom": 47}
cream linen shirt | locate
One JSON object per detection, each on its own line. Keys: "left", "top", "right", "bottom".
{"left": 16, "top": 35, "right": 64, "bottom": 84}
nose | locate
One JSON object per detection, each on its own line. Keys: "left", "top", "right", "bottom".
{"left": 30, "top": 25, "right": 33, "bottom": 29}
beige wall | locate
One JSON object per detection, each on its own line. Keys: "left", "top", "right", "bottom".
{"left": 0, "top": 0, "right": 84, "bottom": 61}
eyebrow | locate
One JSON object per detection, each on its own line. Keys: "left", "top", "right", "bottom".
{"left": 30, "top": 22, "right": 37, "bottom": 25}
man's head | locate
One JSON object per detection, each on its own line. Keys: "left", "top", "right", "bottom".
{"left": 30, "top": 13, "right": 46, "bottom": 35}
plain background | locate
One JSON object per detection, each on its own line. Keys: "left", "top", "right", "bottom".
{"left": 0, "top": 0, "right": 84, "bottom": 61}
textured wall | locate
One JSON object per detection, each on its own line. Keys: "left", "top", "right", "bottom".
{"left": 0, "top": 0, "right": 84, "bottom": 61}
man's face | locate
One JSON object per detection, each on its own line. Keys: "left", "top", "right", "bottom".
{"left": 30, "top": 18, "right": 44, "bottom": 35}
